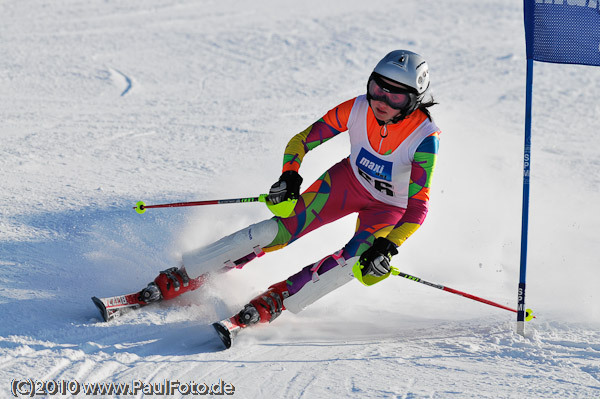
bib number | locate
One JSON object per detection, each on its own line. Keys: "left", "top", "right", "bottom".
{"left": 357, "top": 169, "right": 395, "bottom": 197}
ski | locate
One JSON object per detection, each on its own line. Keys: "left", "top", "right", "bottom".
{"left": 91, "top": 291, "right": 155, "bottom": 322}
{"left": 93, "top": 292, "right": 254, "bottom": 349}
{"left": 91, "top": 269, "right": 198, "bottom": 322}
{"left": 212, "top": 318, "right": 243, "bottom": 349}
{"left": 92, "top": 275, "right": 247, "bottom": 349}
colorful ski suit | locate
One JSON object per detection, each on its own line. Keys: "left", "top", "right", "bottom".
{"left": 260, "top": 95, "right": 441, "bottom": 295}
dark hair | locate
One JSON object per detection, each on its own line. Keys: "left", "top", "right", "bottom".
{"left": 418, "top": 97, "right": 438, "bottom": 120}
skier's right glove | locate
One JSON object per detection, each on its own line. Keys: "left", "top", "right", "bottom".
{"left": 267, "top": 171, "right": 303, "bottom": 204}
{"left": 359, "top": 237, "right": 398, "bottom": 277}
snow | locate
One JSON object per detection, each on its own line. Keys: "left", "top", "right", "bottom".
{"left": 1, "top": 0, "right": 599, "bottom": 397}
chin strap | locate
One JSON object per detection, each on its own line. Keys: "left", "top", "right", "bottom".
{"left": 389, "top": 111, "right": 408, "bottom": 124}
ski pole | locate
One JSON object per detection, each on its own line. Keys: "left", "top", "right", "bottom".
{"left": 134, "top": 194, "right": 268, "bottom": 214}
{"left": 390, "top": 267, "right": 535, "bottom": 320}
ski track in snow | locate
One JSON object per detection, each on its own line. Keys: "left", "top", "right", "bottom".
{"left": 109, "top": 68, "right": 134, "bottom": 97}
{"left": 1, "top": 0, "right": 599, "bottom": 398}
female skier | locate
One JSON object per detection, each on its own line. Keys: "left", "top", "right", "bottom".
{"left": 140, "top": 50, "right": 441, "bottom": 344}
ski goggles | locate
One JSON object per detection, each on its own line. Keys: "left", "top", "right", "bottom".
{"left": 367, "top": 74, "right": 415, "bottom": 109}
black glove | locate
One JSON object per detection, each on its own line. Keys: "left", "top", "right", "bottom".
{"left": 267, "top": 171, "right": 303, "bottom": 204}
{"left": 359, "top": 237, "right": 398, "bottom": 277}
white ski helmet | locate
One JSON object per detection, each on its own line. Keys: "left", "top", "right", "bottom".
{"left": 367, "top": 50, "right": 431, "bottom": 121}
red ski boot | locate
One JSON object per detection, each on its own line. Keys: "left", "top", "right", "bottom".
{"left": 153, "top": 266, "right": 206, "bottom": 301}
{"left": 213, "top": 281, "right": 290, "bottom": 349}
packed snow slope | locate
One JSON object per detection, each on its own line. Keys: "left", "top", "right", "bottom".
{"left": 1, "top": 0, "right": 599, "bottom": 397}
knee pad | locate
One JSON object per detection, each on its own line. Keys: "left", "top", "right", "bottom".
{"left": 182, "top": 219, "right": 279, "bottom": 278}
{"left": 283, "top": 255, "right": 358, "bottom": 314}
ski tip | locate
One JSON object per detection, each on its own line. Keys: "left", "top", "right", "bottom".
{"left": 91, "top": 296, "right": 109, "bottom": 322}
{"left": 212, "top": 322, "right": 232, "bottom": 350}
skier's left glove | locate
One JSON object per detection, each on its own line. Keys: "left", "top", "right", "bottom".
{"left": 359, "top": 237, "right": 398, "bottom": 277}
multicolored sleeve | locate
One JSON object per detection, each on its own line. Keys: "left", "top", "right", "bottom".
{"left": 386, "top": 132, "right": 440, "bottom": 247}
{"left": 282, "top": 98, "right": 355, "bottom": 172}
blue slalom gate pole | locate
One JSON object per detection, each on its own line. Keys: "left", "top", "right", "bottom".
{"left": 517, "top": 58, "right": 534, "bottom": 336}
{"left": 519, "top": 0, "right": 600, "bottom": 335}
